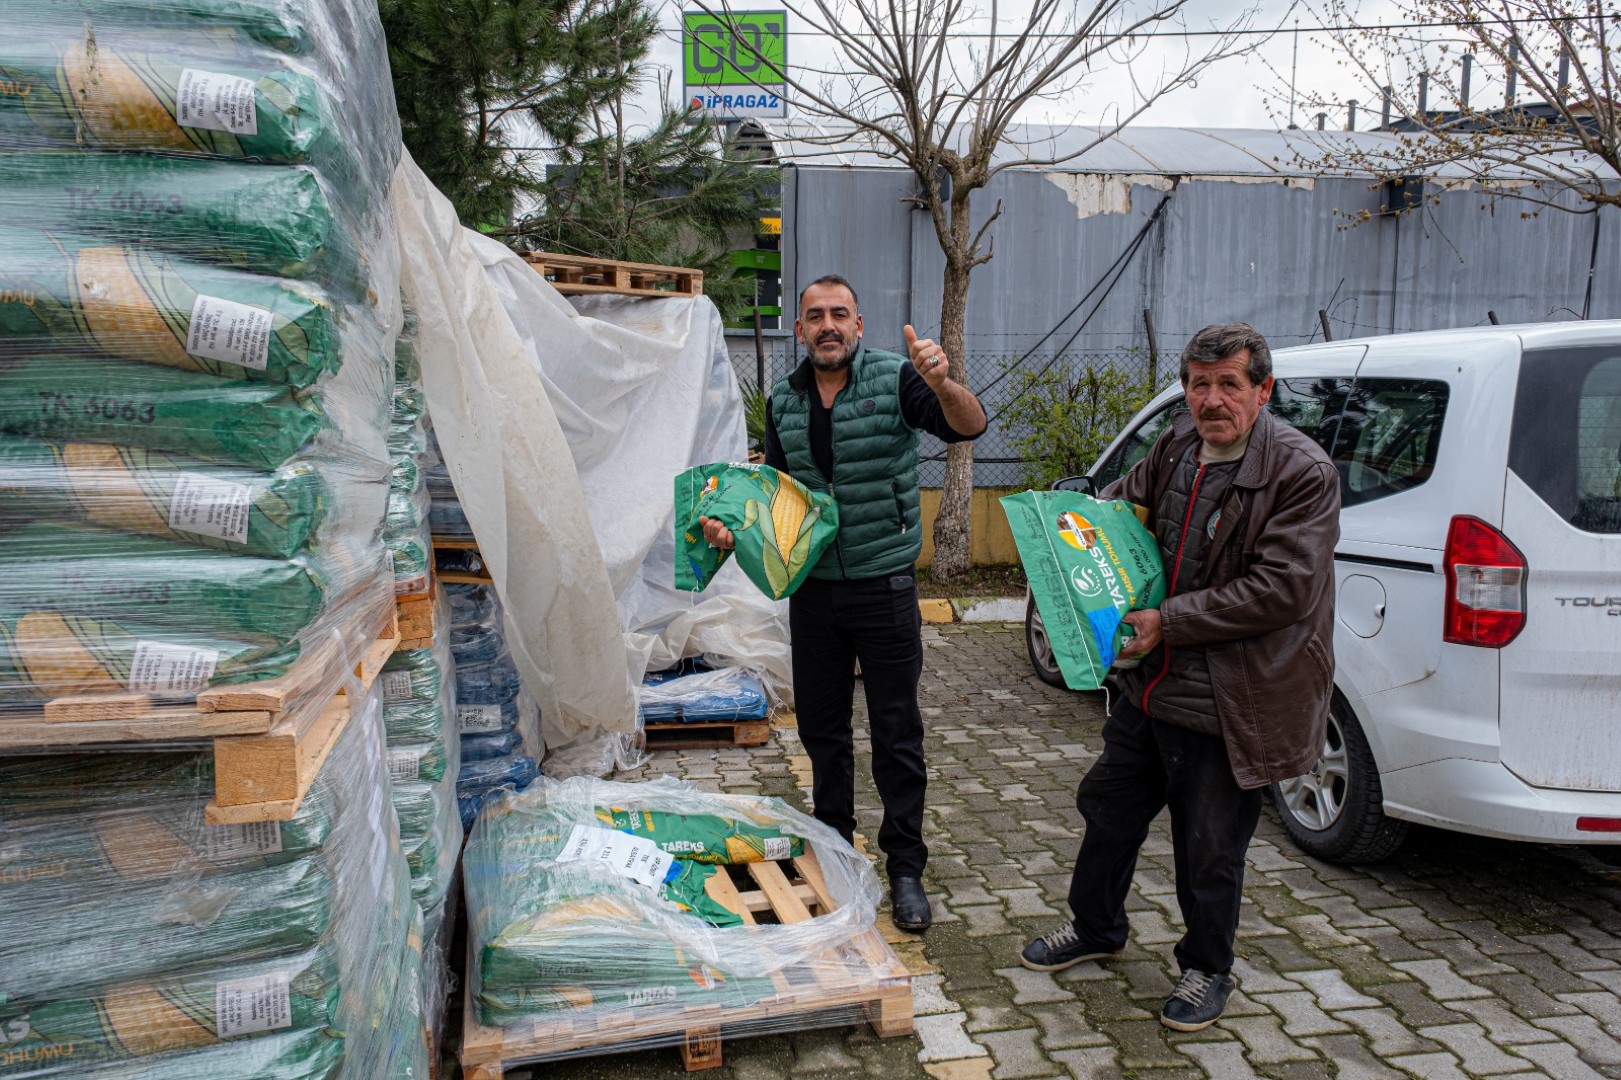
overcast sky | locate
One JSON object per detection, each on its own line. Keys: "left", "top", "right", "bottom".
{"left": 635, "top": 0, "right": 1445, "bottom": 133}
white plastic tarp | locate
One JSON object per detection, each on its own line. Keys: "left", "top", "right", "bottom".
{"left": 390, "top": 153, "right": 788, "bottom": 777}
{"left": 476, "top": 250, "right": 791, "bottom": 701}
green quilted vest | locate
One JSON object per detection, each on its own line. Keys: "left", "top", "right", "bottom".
{"left": 771, "top": 345, "right": 921, "bottom": 580}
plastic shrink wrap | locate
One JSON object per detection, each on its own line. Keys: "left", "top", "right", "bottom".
{"left": 639, "top": 665, "right": 771, "bottom": 724}
{"left": 0, "top": 683, "right": 428, "bottom": 1078}
{"left": 461, "top": 777, "right": 899, "bottom": 1064}
{"left": 446, "top": 581, "right": 542, "bottom": 828}
{"left": 0, "top": 0, "right": 401, "bottom": 708}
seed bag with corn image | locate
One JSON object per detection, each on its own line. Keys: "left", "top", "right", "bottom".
{"left": 0, "top": 229, "right": 344, "bottom": 387}
{"left": 674, "top": 462, "right": 838, "bottom": 601}
{"left": 1000, "top": 489, "right": 1168, "bottom": 691}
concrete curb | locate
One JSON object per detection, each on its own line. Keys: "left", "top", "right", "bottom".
{"left": 919, "top": 595, "right": 1025, "bottom": 624}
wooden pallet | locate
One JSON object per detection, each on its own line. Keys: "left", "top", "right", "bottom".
{"left": 643, "top": 717, "right": 771, "bottom": 751}
{"left": 0, "top": 598, "right": 399, "bottom": 824}
{"left": 522, "top": 252, "right": 704, "bottom": 299}
{"left": 433, "top": 536, "right": 492, "bottom": 585}
{"left": 397, "top": 574, "right": 438, "bottom": 652}
{"left": 459, "top": 848, "right": 912, "bottom": 1077}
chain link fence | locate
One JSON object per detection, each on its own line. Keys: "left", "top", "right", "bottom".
{"left": 727, "top": 339, "right": 1178, "bottom": 487}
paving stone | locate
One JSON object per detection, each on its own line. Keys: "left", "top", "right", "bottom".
{"left": 1221, "top": 1014, "right": 1324, "bottom": 1064}
{"left": 1531, "top": 1013, "right": 1621, "bottom": 1063}
{"left": 1288, "top": 968, "right": 1383, "bottom": 1010}
{"left": 1248, "top": 989, "right": 1351, "bottom": 1037}
{"left": 1418, "top": 1022, "right": 1541, "bottom": 1075}
{"left": 976, "top": 1028, "right": 1049, "bottom": 1079}
{"left": 994, "top": 887, "right": 1061, "bottom": 919}
{"left": 1231, "top": 954, "right": 1302, "bottom": 995}
{"left": 1175, "top": 1038, "right": 1262, "bottom": 1078}
{"left": 1048, "top": 1047, "right": 1124, "bottom": 1078}
{"left": 915, "top": 1012, "right": 990, "bottom": 1063}
{"left": 1023, "top": 1002, "right": 1111, "bottom": 1051}
{"left": 1097, "top": 1018, "right": 1185, "bottom": 1070}
{"left": 1442, "top": 998, "right": 1564, "bottom": 1045}
{"left": 1510, "top": 1041, "right": 1614, "bottom": 1079}
{"left": 1394, "top": 959, "right": 1496, "bottom": 1001}
{"left": 915, "top": 974, "right": 962, "bottom": 1017}
{"left": 1523, "top": 933, "right": 1621, "bottom": 973}
{"left": 1385, "top": 1051, "right": 1475, "bottom": 1079}
{"left": 1335, "top": 998, "right": 1452, "bottom": 1050}
{"left": 1279, "top": 913, "right": 1368, "bottom": 950}
{"left": 958, "top": 904, "right": 1017, "bottom": 938}
{"left": 993, "top": 967, "right": 1076, "bottom": 1005}
{"left": 789, "top": 1028, "right": 865, "bottom": 1073}
{"left": 1302, "top": 895, "right": 1394, "bottom": 931}
{"left": 1470, "top": 973, "right": 1583, "bottom": 1020}
{"left": 1558, "top": 990, "right": 1621, "bottom": 1036}
{"left": 923, "top": 1060, "right": 996, "bottom": 1080}
{"left": 1300, "top": 1034, "right": 1408, "bottom": 1079}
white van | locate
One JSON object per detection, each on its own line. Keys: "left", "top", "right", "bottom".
{"left": 1025, "top": 322, "right": 1621, "bottom": 862}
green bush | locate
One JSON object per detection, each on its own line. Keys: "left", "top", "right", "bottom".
{"left": 1001, "top": 355, "right": 1156, "bottom": 491}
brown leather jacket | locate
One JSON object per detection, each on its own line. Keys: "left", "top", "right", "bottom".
{"left": 1102, "top": 408, "right": 1341, "bottom": 789}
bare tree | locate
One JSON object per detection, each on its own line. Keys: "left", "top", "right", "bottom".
{"left": 1287, "top": 1, "right": 1620, "bottom": 219}
{"left": 691, "top": 0, "right": 1258, "bottom": 581}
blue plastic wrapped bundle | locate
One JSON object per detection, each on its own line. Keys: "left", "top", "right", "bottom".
{"left": 457, "top": 753, "right": 541, "bottom": 830}
{"left": 639, "top": 666, "right": 771, "bottom": 723}
{"left": 461, "top": 728, "right": 523, "bottom": 761}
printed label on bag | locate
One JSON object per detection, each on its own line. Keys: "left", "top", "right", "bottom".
{"left": 200, "top": 821, "right": 283, "bottom": 862}
{"left": 764, "top": 836, "right": 792, "bottom": 861}
{"left": 129, "top": 640, "right": 219, "bottom": 694}
{"left": 380, "top": 669, "right": 414, "bottom": 703}
{"left": 176, "top": 68, "right": 259, "bottom": 135}
{"left": 170, "top": 472, "right": 251, "bottom": 544}
{"left": 215, "top": 973, "right": 292, "bottom": 1038}
{"left": 186, "top": 294, "right": 273, "bottom": 372}
{"left": 555, "top": 824, "right": 673, "bottom": 890}
{"left": 387, "top": 748, "right": 423, "bottom": 783}
{"left": 457, "top": 703, "right": 503, "bottom": 732}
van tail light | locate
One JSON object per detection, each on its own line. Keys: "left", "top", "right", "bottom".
{"left": 1444, "top": 516, "right": 1527, "bottom": 648}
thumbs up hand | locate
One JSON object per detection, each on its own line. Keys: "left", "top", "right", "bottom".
{"left": 904, "top": 324, "right": 950, "bottom": 390}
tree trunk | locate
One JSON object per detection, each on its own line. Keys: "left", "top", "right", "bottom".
{"left": 929, "top": 237, "right": 975, "bottom": 584}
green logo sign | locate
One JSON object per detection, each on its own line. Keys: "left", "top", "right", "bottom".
{"left": 683, "top": 10, "right": 787, "bottom": 118}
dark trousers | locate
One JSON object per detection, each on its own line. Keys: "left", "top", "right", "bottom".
{"left": 789, "top": 570, "right": 927, "bottom": 878}
{"left": 1067, "top": 698, "right": 1262, "bottom": 975}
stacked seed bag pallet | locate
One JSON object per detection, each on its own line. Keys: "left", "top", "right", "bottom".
{"left": 0, "top": 685, "right": 428, "bottom": 1077}
{"left": 457, "top": 778, "right": 912, "bottom": 1076}
{"left": 0, "top": 0, "right": 429, "bottom": 1074}
{"left": 378, "top": 308, "right": 462, "bottom": 1057}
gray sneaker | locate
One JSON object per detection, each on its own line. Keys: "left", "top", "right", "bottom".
{"left": 1160, "top": 969, "right": 1238, "bottom": 1031}
{"left": 1019, "top": 922, "right": 1124, "bottom": 972}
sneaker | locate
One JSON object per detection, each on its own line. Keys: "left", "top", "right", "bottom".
{"left": 1019, "top": 922, "right": 1124, "bottom": 972}
{"left": 1159, "top": 969, "right": 1238, "bottom": 1032}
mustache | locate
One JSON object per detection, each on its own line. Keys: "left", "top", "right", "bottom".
{"left": 815, "top": 332, "right": 844, "bottom": 345}
{"left": 1199, "top": 411, "right": 1234, "bottom": 421}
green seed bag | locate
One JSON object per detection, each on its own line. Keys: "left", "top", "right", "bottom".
{"left": 593, "top": 808, "right": 805, "bottom": 866}
{"left": 673, "top": 463, "right": 838, "bottom": 601}
{"left": 1000, "top": 490, "right": 1167, "bottom": 691}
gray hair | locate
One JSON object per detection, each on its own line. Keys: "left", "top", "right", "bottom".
{"left": 1180, "top": 323, "right": 1272, "bottom": 385}
{"left": 798, "top": 274, "right": 859, "bottom": 311}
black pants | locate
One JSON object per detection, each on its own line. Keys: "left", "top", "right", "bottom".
{"left": 789, "top": 569, "right": 926, "bottom": 878}
{"left": 1067, "top": 698, "right": 1262, "bottom": 976}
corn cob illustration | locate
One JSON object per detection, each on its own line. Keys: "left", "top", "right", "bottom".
{"left": 101, "top": 984, "right": 217, "bottom": 1057}
{"left": 769, "top": 482, "right": 808, "bottom": 558}
{"left": 62, "top": 39, "right": 196, "bottom": 153}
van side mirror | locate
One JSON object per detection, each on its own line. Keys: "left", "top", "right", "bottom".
{"left": 1052, "top": 475, "right": 1096, "bottom": 495}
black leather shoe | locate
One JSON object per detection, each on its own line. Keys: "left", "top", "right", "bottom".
{"left": 1019, "top": 922, "right": 1124, "bottom": 972}
{"left": 889, "top": 876, "right": 932, "bottom": 931}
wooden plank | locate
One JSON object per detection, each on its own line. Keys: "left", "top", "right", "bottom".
{"left": 643, "top": 720, "right": 769, "bottom": 751}
{"left": 431, "top": 537, "right": 481, "bottom": 550}
{"left": 42, "top": 693, "right": 153, "bottom": 723}
{"left": 437, "top": 570, "right": 493, "bottom": 585}
{"left": 0, "top": 707, "right": 273, "bottom": 748}
{"left": 198, "top": 597, "right": 394, "bottom": 714}
{"left": 205, "top": 696, "right": 350, "bottom": 822}
{"left": 746, "top": 861, "right": 814, "bottom": 924}
{"left": 703, "top": 865, "right": 756, "bottom": 925}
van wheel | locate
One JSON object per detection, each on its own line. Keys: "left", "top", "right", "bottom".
{"left": 1271, "top": 697, "right": 1408, "bottom": 864}
{"left": 1026, "top": 595, "right": 1066, "bottom": 688}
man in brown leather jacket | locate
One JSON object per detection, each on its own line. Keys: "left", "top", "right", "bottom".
{"left": 1019, "top": 323, "right": 1340, "bottom": 1032}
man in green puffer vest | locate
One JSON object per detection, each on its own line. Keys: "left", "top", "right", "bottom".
{"left": 700, "top": 275, "right": 985, "bottom": 931}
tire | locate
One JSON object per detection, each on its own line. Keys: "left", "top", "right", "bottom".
{"left": 1271, "top": 696, "right": 1409, "bottom": 864}
{"left": 1026, "top": 594, "right": 1066, "bottom": 688}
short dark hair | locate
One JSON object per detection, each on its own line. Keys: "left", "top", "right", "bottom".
{"left": 1180, "top": 323, "right": 1271, "bottom": 385}
{"left": 798, "top": 274, "right": 859, "bottom": 311}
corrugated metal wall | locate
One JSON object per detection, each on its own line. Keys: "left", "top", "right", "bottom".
{"left": 733, "top": 164, "right": 1617, "bottom": 485}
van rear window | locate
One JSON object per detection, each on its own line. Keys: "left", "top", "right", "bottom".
{"left": 1511, "top": 348, "right": 1621, "bottom": 535}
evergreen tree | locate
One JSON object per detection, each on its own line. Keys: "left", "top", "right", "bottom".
{"left": 379, "top": 0, "right": 777, "bottom": 319}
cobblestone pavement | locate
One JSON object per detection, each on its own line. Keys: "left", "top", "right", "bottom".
{"left": 510, "top": 623, "right": 1621, "bottom": 1080}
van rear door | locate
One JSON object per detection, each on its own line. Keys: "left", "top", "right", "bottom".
{"left": 1499, "top": 344, "right": 1621, "bottom": 793}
